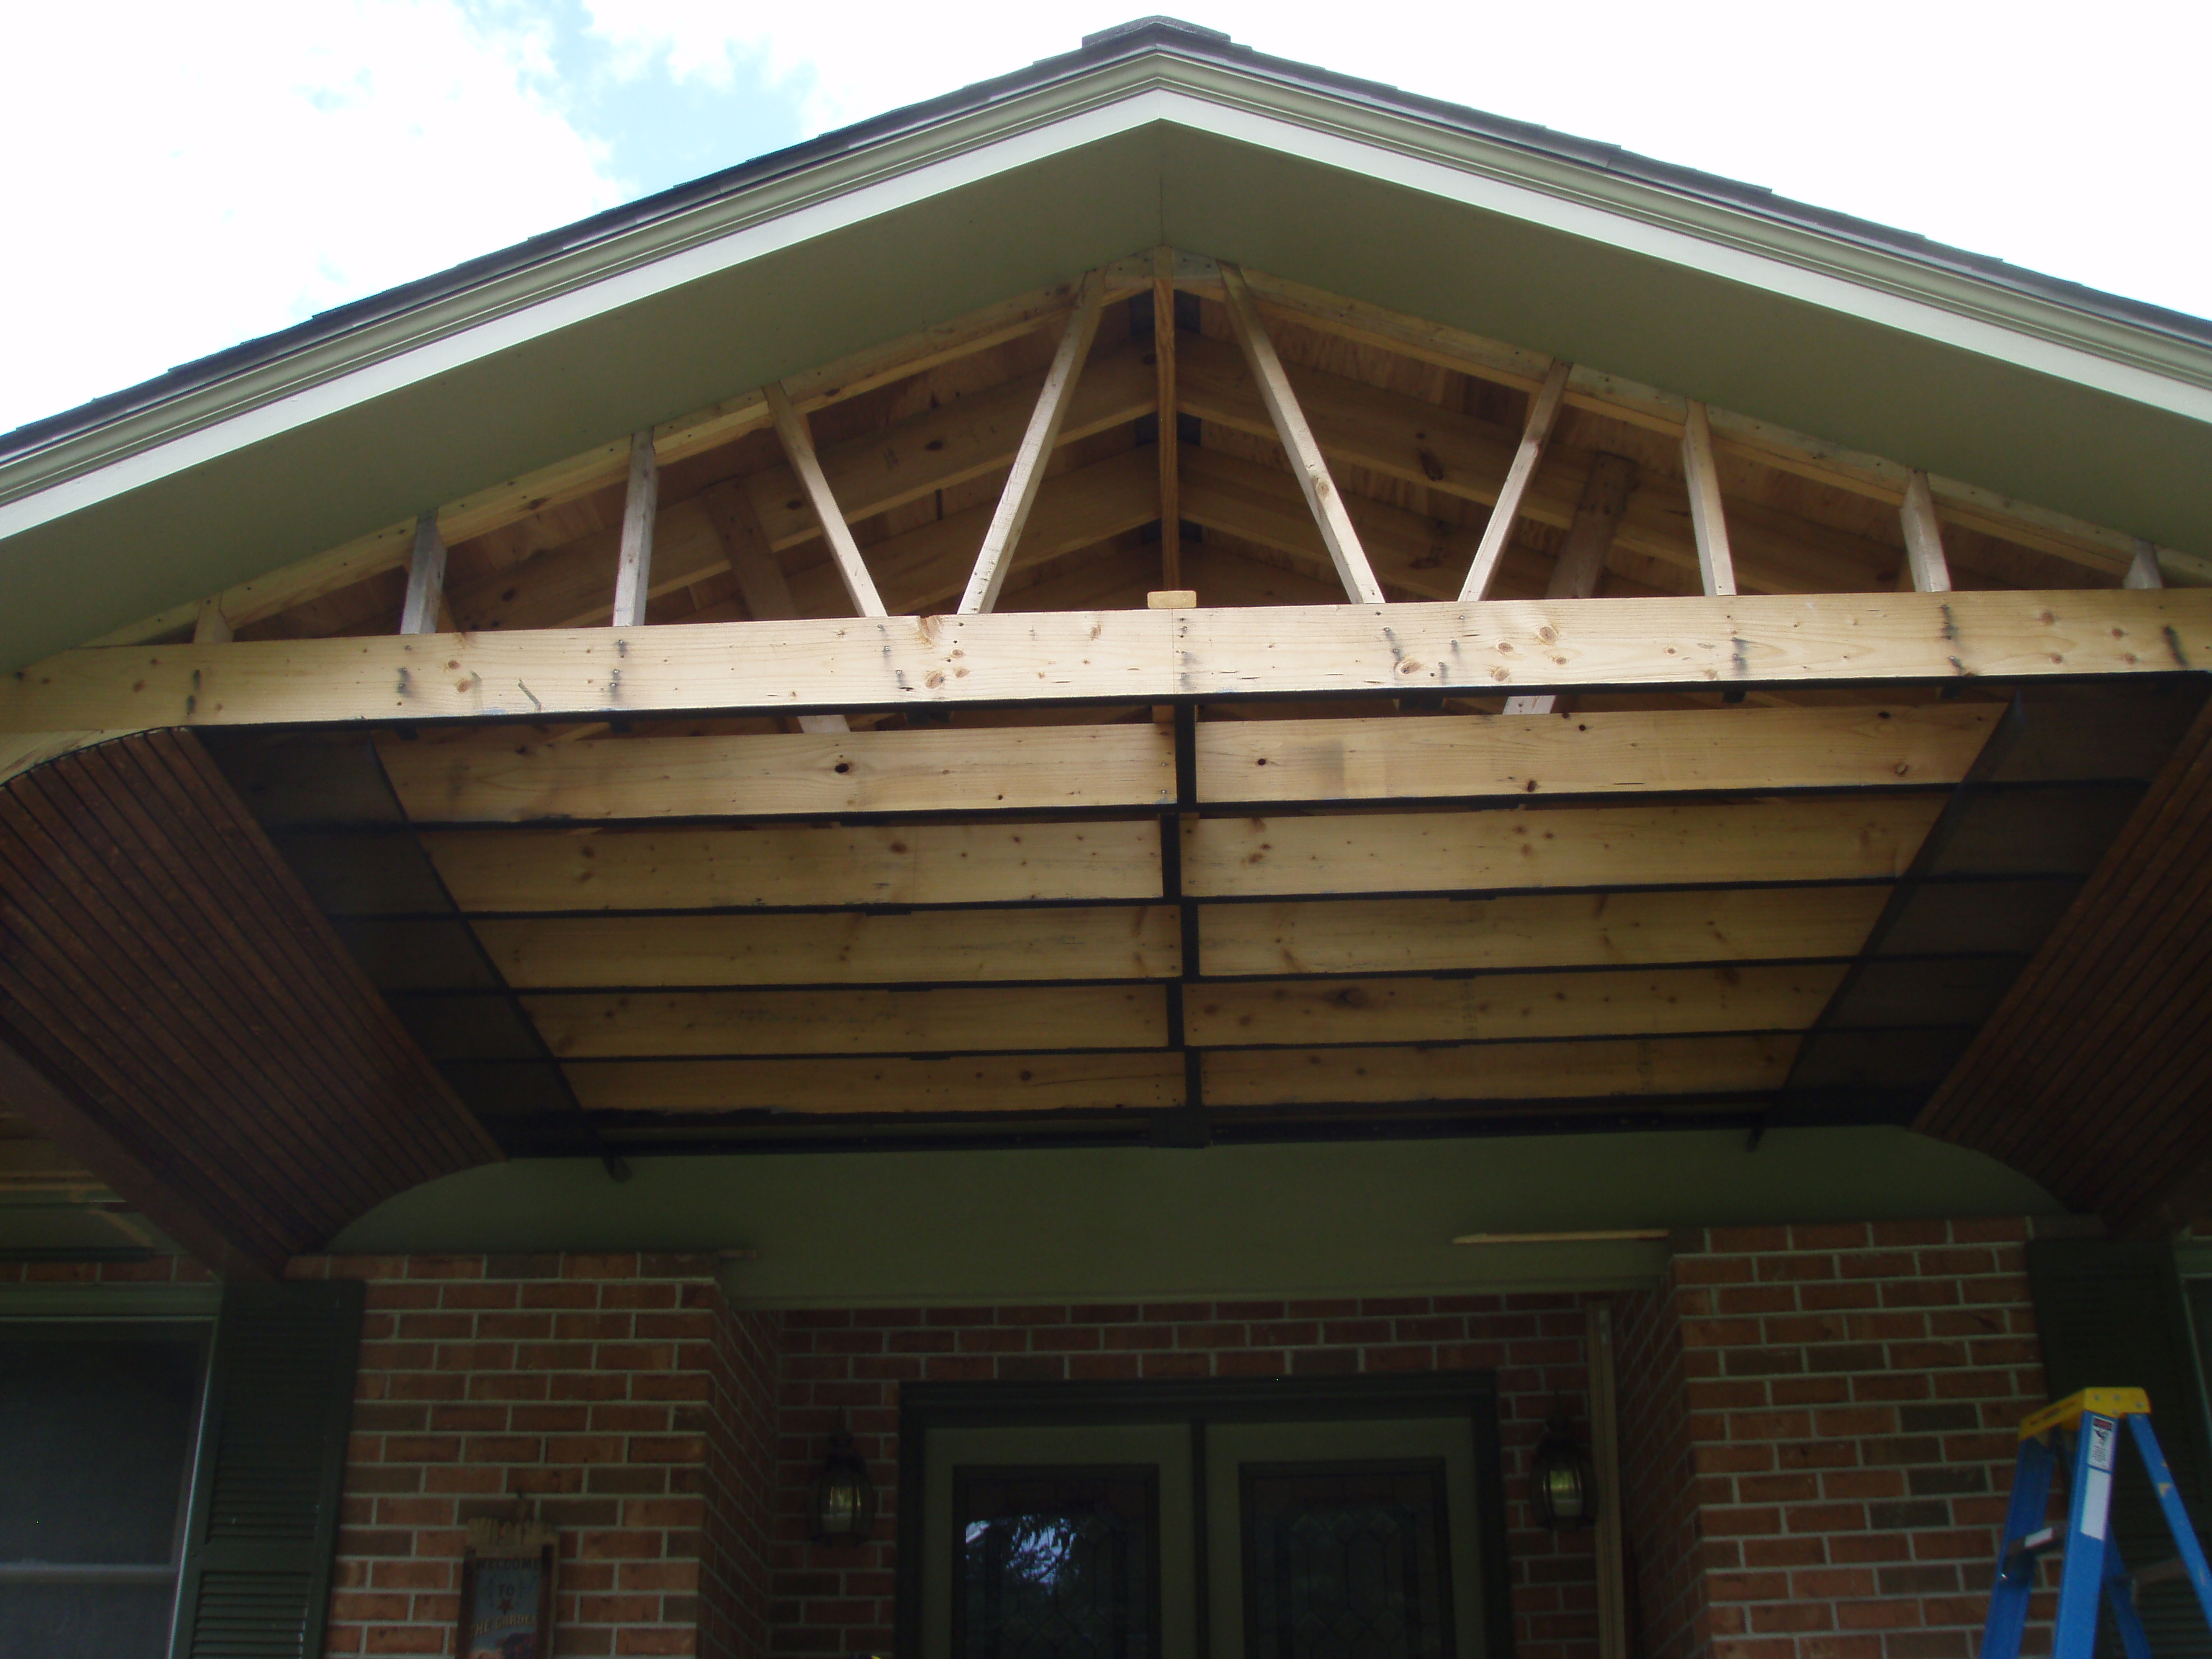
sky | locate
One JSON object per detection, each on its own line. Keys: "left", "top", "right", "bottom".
{"left": 5, "top": 0, "right": 2208, "bottom": 437}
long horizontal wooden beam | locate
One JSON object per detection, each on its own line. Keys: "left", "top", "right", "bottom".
{"left": 1203, "top": 1034, "right": 1795, "bottom": 1108}
{"left": 14, "top": 591, "right": 2203, "bottom": 732}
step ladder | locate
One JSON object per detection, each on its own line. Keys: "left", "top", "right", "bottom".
{"left": 1982, "top": 1388, "right": 2212, "bottom": 1659}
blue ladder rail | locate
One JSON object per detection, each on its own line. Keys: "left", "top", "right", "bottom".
{"left": 1980, "top": 1388, "right": 2212, "bottom": 1659}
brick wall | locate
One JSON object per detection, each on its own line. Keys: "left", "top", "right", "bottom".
{"left": 295, "top": 1252, "right": 752, "bottom": 1659}
{"left": 767, "top": 1295, "right": 1606, "bottom": 1659}
{"left": 1628, "top": 1220, "right": 2052, "bottom": 1659}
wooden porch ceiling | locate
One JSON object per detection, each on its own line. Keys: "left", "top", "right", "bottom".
{"left": 3, "top": 251, "right": 2210, "bottom": 1254}
{"left": 190, "top": 681, "right": 2200, "bottom": 1176}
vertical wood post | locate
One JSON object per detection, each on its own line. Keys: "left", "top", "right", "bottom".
{"left": 399, "top": 511, "right": 446, "bottom": 635}
{"left": 611, "top": 429, "right": 660, "bottom": 627}
{"left": 2126, "top": 539, "right": 2165, "bottom": 590}
{"left": 1155, "top": 246, "right": 1182, "bottom": 590}
{"left": 1679, "top": 403, "right": 1737, "bottom": 597}
{"left": 1899, "top": 470, "right": 1953, "bottom": 593}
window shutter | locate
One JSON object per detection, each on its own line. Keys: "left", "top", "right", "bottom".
{"left": 168, "top": 1280, "right": 364, "bottom": 1659}
{"left": 2026, "top": 1238, "right": 2212, "bottom": 1658}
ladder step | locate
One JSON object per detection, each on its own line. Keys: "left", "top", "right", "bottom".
{"left": 2134, "top": 1557, "right": 2188, "bottom": 1593}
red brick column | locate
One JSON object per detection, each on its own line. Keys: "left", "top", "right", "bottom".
{"left": 1617, "top": 1221, "right": 2053, "bottom": 1659}
{"left": 766, "top": 1295, "right": 1605, "bottom": 1659}
{"left": 293, "top": 1252, "right": 780, "bottom": 1659}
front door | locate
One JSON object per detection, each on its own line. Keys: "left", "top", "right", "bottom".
{"left": 901, "top": 1376, "right": 1511, "bottom": 1659}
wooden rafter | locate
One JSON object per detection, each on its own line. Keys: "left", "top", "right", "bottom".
{"left": 1679, "top": 403, "right": 1737, "bottom": 598}
{"left": 1218, "top": 263, "right": 1385, "bottom": 604}
{"left": 763, "top": 382, "right": 887, "bottom": 618}
{"left": 960, "top": 268, "right": 1107, "bottom": 613}
{"left": 1460, "top": 358, "right": 1571, "bottom": 601}
{"left": 610, "top": 429, "right": 660, "bottom": 627}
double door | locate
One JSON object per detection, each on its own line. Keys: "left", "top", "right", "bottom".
{"left": 901, "top": 1377, "right": 1510, "bottom": 1659}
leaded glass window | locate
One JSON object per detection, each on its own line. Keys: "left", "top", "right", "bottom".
{"left": 1241, "top": 1462, "right": 1455, "bottom": 1659}
{"left": 953, "top": 1466, "right": 1160, "bottom": 1659}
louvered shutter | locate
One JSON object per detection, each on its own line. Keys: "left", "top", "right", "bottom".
{"left": 2026, "top": 1238, "right": 2212, "bottom": 1658}
{"left": 169, "top": 1280, "right": 364, "bottom": 1659}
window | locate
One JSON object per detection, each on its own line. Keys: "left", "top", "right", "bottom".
{"left": 0, "top": 1321, "right": 210, "bottom": 1659}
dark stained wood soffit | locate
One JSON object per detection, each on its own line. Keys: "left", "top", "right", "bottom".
{"left": 1917, "top": 695, "right": 2212, "bottom": 1236}
{"left": 0, "top": 729, "right": 500, "bottom": 1276}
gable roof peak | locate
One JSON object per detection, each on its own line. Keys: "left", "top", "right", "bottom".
{"left": 1082, "top": 16, "right": 1236, "bottom": 49}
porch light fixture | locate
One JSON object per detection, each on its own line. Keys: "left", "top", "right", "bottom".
{"left": 809, "top": 1419, "right": 878, "bottom": 1547}
{"left": 1529, "top": 1403, "right": 1596, "bottom": 1529}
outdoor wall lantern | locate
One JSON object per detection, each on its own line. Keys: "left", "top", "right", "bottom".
{"left": 809, "top": 1418, "right": 878, "bottom": 1547}
{"left": 1529, "top": 1403, "right": 1597, "bottom": 1529}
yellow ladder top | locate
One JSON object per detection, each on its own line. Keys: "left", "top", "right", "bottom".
{"left": 2020, "top": 1388, "right": 2153, "bottom": 1441}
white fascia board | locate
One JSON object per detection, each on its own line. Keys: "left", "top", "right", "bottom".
{"left": 1159, "top": 88, "right": 2212, "bottom": 426}
{"left": 11, "top": 66, "right": 2211, "bottom": 547}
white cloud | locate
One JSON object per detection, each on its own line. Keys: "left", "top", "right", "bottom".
{"left": 1, "top": 0, "right": 625, "bottom": 433}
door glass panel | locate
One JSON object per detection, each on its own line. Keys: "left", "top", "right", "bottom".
{"left": 953, "top": 1467, "right": 1160, "bottom": 1659}
{"left": 1241, "top": 1462, "right": 1454, "bottom": 1659}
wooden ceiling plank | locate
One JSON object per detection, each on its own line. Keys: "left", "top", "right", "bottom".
{"left": 1201, "top": 886, "right": 1889, "bottom": 979}
{"left": 1460, "top": 359, "right": 1571, "bottom": 602}
{"left": 961, "top": 268, "right": 1108, "bottom": 614}
{"left": 763, "top": 382, "right": 889, "bottom": 618}
{"left": 565, "top": 1050, "right": 1187, "bottom": 1115}
{"left": 1182, "top": 796, "right": 1946, "bottom": 900}
{"left": 610, "top": 431, "right": 660, "bottom": 629}
{"left": 1202, "top": 1032, "right": 1799, "bottom": 1107}
{"left": 378, "top": 723, "right": 1174, "bottom": 822}
{"left": 1218, "top": 264, "right": 1386, "bottom": 604}
{"left": 0, "top": 1035, "right": 284, "bottom": 1277}
{"left": 1197, "top": 703, "right": 2000, "bottom": 805}
{"left": 13, "top": 590, "right": 2206, "bottom": 732}
{"left": 0, "top": 778, "right": 367, "bottom": 1223}
{"left": 527, "top": 984, "right": 1172, "bottom": 1058}
{"left": 1184, "top": 963, "right": 1848, "bottom": 1048}
{"left": 475, "top": 904, "right": 1183, "bottom": 988}
{"left": 423, "top": 819, "right": 1164, "bottom": 912}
